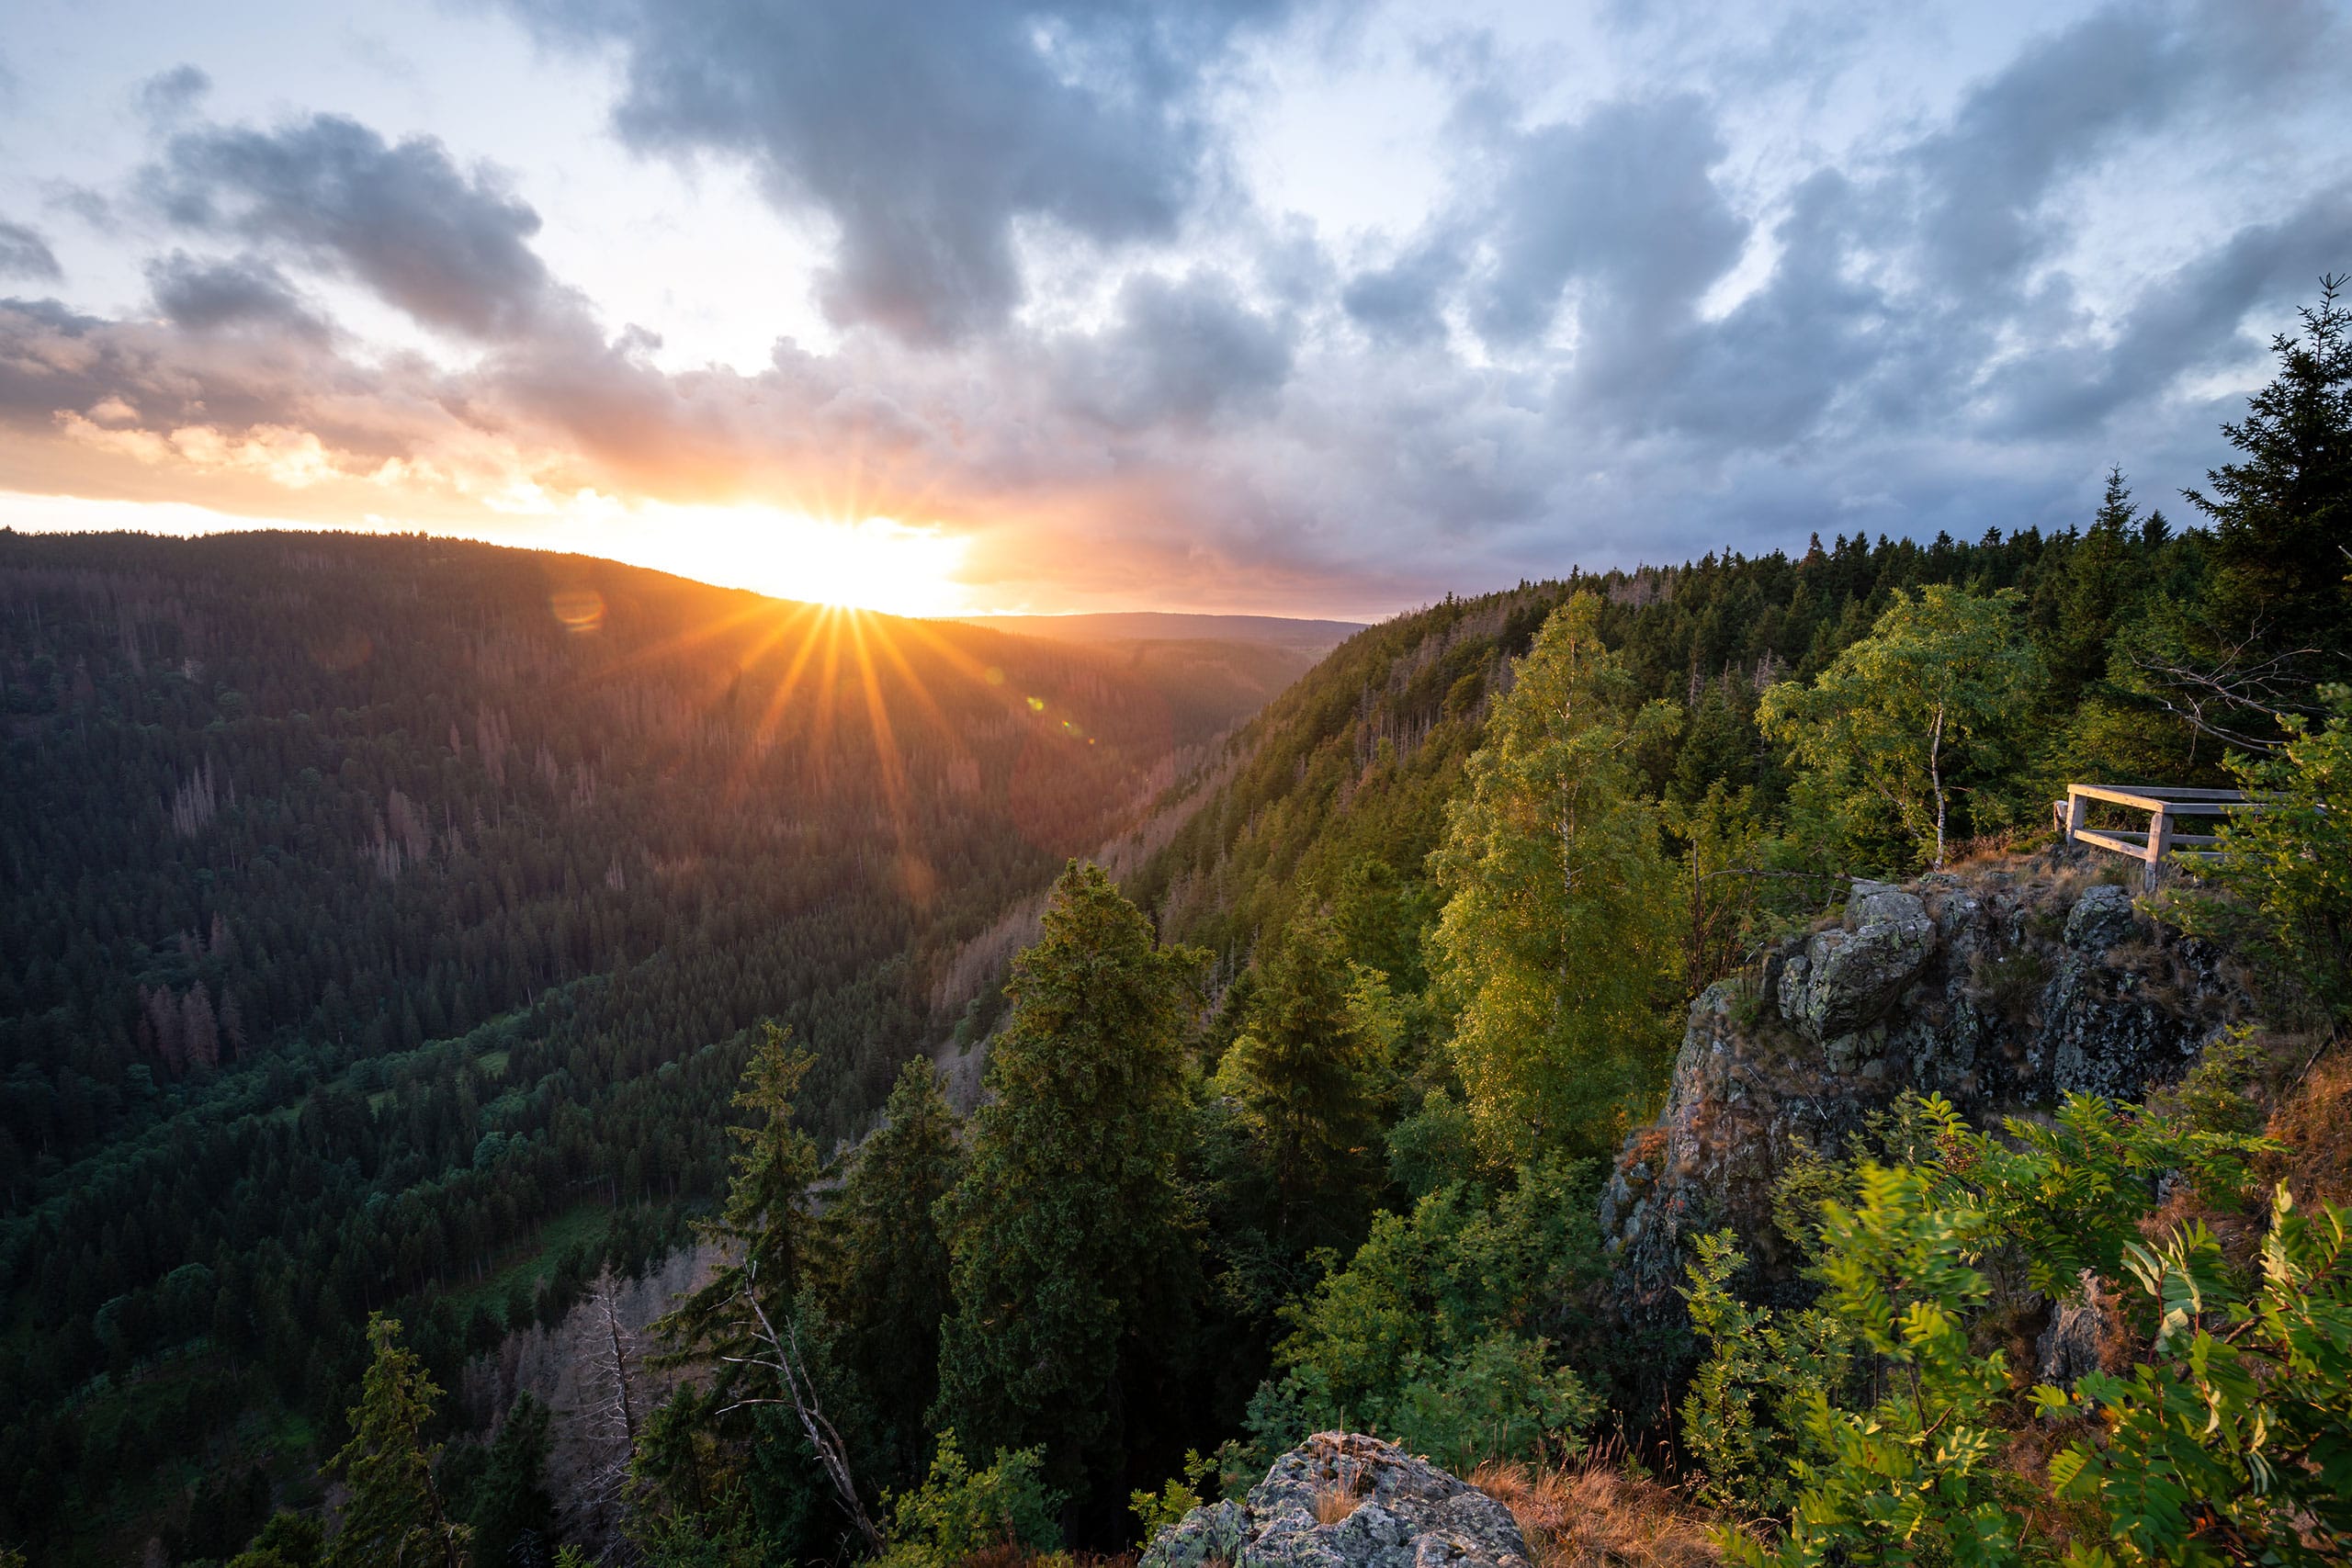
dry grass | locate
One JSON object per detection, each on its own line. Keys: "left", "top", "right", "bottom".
{"left": 1313, "top": 1483, "right": 1365, "bottom": 1526}
{"left": 1470, "top": 1459, "right": 1724, "bottom": 1568}
{"left": 2264, "top": 1036, "right": 2352, "bottom": 1207}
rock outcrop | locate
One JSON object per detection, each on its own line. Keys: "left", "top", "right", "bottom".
{"left": 1600, "top": 856, "right": 2245, "bottom": 1311}
{"left": 1142, "top": 1433, "right": 1530, "bottom": 1568}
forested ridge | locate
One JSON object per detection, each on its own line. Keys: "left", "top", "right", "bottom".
{"left": 0, "top": 529, "right": 1286, "bottom": 1562}
{"left": 8, "top": 288, "right": 2352, "bottom": 1568}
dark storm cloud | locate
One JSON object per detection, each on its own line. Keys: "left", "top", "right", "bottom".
{"left": 0, "top": 219, "right": 62, "bottom": 281}
{"left": 504, "top": 0, "right": 1305, "bottom": 344}
{"left": 146, "top": 251, "right": 328, "bottom": 338}
{"left": 136, "top": 65, "right": 211, "bottom": 126}
{"left": 1472, "top": 94, "right": 1748, "bottom": 350}
{"left": 1059, "top": 271, "right": 1295, "bottom": 428}
{"left": 145, "top": 114, "right": 563, "bottom": 339}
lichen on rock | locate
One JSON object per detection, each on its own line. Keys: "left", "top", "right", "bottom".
{"left": 1140, "top": 1433, "right": 1531, "bottom": 1568}
{"left": 1600, "top": 853, "right": 2245, "bottom": 1314}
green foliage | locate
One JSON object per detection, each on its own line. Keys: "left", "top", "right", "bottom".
{"left": 1678, "top": 1233, "right": 1853, "bottom": 1519}
{"left": 1693, "top": 1093, "right": 2290, "bottom": 1566}
{"left": 1128, "top": 1451, "right": 1214, "bottom": 1550}
{"left": 226, "top": 1513, "right": 324, "bottom": 1568}
{"left": 876, "top": 1432, "right": 1063, "bottom": 1568}
{"left": 821, "top": 1056, "right": 967, "bottom": 1487}
{"left": 2164, "top": 685, "right": 2352, "bottom": 1024}
{"left": 324, "top": 1314, "right": 468, "bottom": 1568}
{"left": 448, "top": 1391, "right": 556, "bottom": 1568}
{"left": 933, "top": 861, "right": 1207, "bottom": 1499}
{"left": 1210, "top": 908, "right": 1391, "bottom": 1273}
{"left": 655, "top": 1023, "right": 822, "bottom": 1383}
{"left": 1760, "top": 584, "right": 2043, "bottom": 870}
{"left": 2036, "top": 1187, "right": 2352, "bottom": 1565}
{"left": 1430, "top": 592, "right": 1685, "bottom": 1159}
{"left": 1262, "top": 1157, "right": 1600, "bottom": 1473}
{"left": 1724, "top": 1164, "right": 2016, "bottom": 1568}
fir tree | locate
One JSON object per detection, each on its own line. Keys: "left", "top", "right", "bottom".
{"left": 463, "top": 1393, "right": 556, "bottom": 1568}
{"left": 1212, "top": 909, "right": 1383, "bottom": 1254}
{"left": 323, "top": 1314, "right": 467, "bottom": 1568}
{"left": 821, "top": 1055, "right": 965, "bottom": 1485}
{"left": 2187, "top": 275, "right": 2352, "bottom": 664}
{"left": 933, "top": 861, "right": 1207, "bottom": 1507}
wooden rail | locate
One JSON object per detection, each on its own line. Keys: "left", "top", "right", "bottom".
{"left": 2054, "top": 784, "right": 2259, "bottom": 890}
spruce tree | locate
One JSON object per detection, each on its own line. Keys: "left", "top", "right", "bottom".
{"left": 1213, "top": 909, "right": 1382, "bottom": 1254}
{"left": 933, "top": 861, "right": 1206, "bottom": 1508}
{"left": 2187, "top": 275, "right": 2352, "bottom": 665}
{"left": 464, "top": 1393, "right": 556, "bottom": 1568}
{"left": 324, "top": 1314, "right": 467, "bottom": 1568}
{"left": 821, "top": 1055, "right": 965, "bottom": 1485}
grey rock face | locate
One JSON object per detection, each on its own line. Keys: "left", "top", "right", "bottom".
{"left": 2037, "top": 1269, "right": 2126, "bottom": 1390}
{"left": 1141, "top": 1432, "right": 1530, "bottom": 1568}
{"left": 1601, "top": 859, "right": 2246, "bottom": 1315}
{"left": 2064, "top": 884, "right": 2141, "bottom": 952}
{"left": 1779, "top": 886, "right": 1935, "bottom": 1041}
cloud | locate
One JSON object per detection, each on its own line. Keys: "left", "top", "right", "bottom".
{"left": 0, "top": 220, "right": 62, "bottom": 282}
{"left": 144, "top": 114, "right": 565, "bottom": 339}
{"left": 6, "top": 3, "right": 2351, "bottom": 616}
{"left": 504, "top": 0, "right": 1305, "bottom": 344}
{"left": 1473, "top": 94, "right": 1748, "bottom": 352}
{"left": 147, "top": 252, "right": 330, "bottom": 338}
{"left": 136, "top": 64, "right": 211, "bottom": 126}
{"left": 1057, "top": 271, "right": 1295, "bottom": 428}
{"left": 1341, "top": 238, "right": 1458, "bottom": 344}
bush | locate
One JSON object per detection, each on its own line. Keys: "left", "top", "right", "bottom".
{"left": 2036, "top": 1187, "right": 2352, "bottom": 1565}
{"left": 877, "top": 1431, "right": 1062, "bottom": 1568}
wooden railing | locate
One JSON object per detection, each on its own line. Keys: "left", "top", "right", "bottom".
{"left": 2055, "top": 784, "right": 2256, "bottom": 889}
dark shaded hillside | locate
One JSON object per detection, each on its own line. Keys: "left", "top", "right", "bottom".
{"left": 0, "top": 528, "right": 1286, "bottom": 1561}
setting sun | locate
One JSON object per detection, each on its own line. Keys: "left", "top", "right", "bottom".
{"left": 571, "top": 502, "right": 974, "bottom": 616}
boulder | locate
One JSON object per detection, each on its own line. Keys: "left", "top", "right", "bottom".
{"left": 1141, "top": 1433, "right": 1530, "bottom": 1568}
{"left": 1779, "top": 883, "right": 1936, "bottom": 1041}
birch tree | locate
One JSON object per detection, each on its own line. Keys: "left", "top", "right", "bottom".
{"left": 1427, "top": 592, "right": 1684, "bottom": 1161}
{"left": 1760, "top": 584, "right": 2041, "bottom": 870}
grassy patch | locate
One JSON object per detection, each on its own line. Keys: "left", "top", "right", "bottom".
{"left": 436, "top": 1200, "right": 613, "bottom": 1320}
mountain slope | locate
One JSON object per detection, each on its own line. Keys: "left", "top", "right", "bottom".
{"left": 0, "top": 528, "right": 1301, "bottom": 1561}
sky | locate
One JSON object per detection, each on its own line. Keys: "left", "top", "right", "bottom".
{"left": 0, "top": 0, "right": 2346, "bottom": 618}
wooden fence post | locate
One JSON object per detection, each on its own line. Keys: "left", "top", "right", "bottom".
{"left": 2145, "top": 809, "right": 2172, "bottom": 891}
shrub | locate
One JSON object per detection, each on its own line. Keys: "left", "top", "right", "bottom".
{"left": 2035, "top": 1187, "right": 2352, "bottom": 1565}
{"left": 878, "top": 1432, "right": 1062, "bottom": 1568}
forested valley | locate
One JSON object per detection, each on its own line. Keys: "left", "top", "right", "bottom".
{"left": 6, "top": 288, "right": 2350, "bottom": 1568}
{"left": 0, "top": 530, "right": 1319, "bottom": 1562}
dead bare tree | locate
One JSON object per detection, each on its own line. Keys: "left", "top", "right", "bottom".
{"left": 566, "top": 1267, "right": 645, "bottom": 1560}
{"left": 714, "top": 1259, "right": 885, "bottom": 1556}
{"left": 2127, "top": 614, "right": 2325, "bottom": 753}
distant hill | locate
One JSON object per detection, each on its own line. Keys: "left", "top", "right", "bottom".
{"left": 952, "top": 611, "right": 1364, "bottom": 655}
{"left": 950, "top": 614, "right": 1364, "bottom": 748}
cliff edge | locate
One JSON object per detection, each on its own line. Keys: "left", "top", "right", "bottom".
{"left": 1600, "top": 855, "right": 2248, "bottom": 1311}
